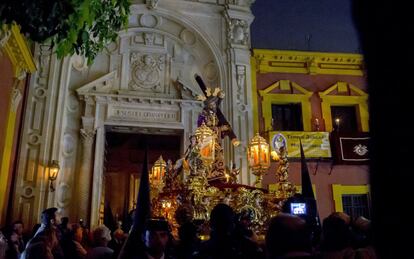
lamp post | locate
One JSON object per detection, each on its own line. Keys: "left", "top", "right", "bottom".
{"left": 49, "top": 160, "right": 60, "bottom": 192}
{"left": 151, "top": 156, "right": 166, "bottom": 190}
{"left": 248, "top": 133, "right": 270, "bottom": 187}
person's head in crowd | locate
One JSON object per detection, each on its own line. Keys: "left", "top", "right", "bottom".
{"left": 71, "top": 223, "right": 83, "bottom": 243}
{"left": 79, "top": 218, "right": 85, "bottom": 228}
{"left": 41, "top": 207, "right": 62, "bottom": 227}
{"left": 265, "top": 213, "right": 313, "bottom": 258}
{"left": 25, "top": 227, "right": 59, "bottom": 259}
{"left": 330, "top": 212, "right": 351, "bottom": 225}
{"left": 92, "top": 225, "right": 112, "bottom": 247}
{"left": 353, "top": 216, "right": 370, "bottom": 233}
{"left": 142, "top": 218, "right": 171, "bottom": 257}
{"left": 175, "top": 204, "right": 194, "bottom": 226}
{"left": 12, "top": 220, "right": 24, "bottom": 236}
{"left": 209, "top": 203, "right": 235, "bottom": 237}
{"left": 322, "top": 212, "right": 352, "bottom": 251}
{"left": 113, "top": 228, "right": 125, "bottom": 242}
{"left": 352, "top": 216, "right": 372, "bottom": 248}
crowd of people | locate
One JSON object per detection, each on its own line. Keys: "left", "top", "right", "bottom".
{"left": 0, "top": 205, "right": 376, "bottom": 259}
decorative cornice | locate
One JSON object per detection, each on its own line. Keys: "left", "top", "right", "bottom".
{"left": 79, "top": 93, "right": 203, "bottom": 107}
{"left": 253, "top": 49, "right": 364, "bottom": 76}
{"left": 2, "top": 24, "right": 36, "bottom": 77}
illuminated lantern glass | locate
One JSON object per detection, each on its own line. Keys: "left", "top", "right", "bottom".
{"left": 48, "top": 160, "right": 60, "bottom": 192}
{"left": 248, "top": 133, "right": 270, "bottom": 173}
{"left": 151, "top": 156, "right": 166, "bottom": 186}
{"left": 195, "top": 123, "right": 215, "bottom": 167}
{"left": 49, "top": 160, "right": 60, "bottom": 181}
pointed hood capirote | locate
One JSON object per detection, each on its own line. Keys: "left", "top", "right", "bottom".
{"left": 300, "top": 140, "right": 315, "bottom": 200}
{"left": 117, "top": 144, "right": 152, "bottom": 259}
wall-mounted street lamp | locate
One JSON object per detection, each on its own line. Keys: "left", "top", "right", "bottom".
{"left": 49, "top": 160, "right": 60, "bottom": 192}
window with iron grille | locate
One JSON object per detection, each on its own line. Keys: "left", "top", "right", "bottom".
{"left": 342, "top": 194, "right": 370, "bottom": 219}
{"left": 271, "top": 103, "right": 303, "bottom": 131}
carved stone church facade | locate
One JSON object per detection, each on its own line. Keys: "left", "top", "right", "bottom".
{"left": 11, "top": 0, "right": 256, "bottom": 227}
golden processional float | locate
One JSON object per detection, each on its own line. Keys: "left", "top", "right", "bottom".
{"left": 149, "top": 77, "right": 296, "bottom": 236}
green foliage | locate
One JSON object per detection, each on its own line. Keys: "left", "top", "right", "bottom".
{"left": 0, "top": 0, "right": 130, "bottom": 64}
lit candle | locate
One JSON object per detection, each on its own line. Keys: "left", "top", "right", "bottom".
{"left": 254, "top": 146, "right": 259, "bottom": 164}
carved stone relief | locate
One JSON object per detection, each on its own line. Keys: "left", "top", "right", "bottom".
{"left": 144, "top": 33, "right": 155, "bottom": 45}
{"left": 66, "top": 92, "right": 79, "bottom": 113}
{"left": 236, "top": 65, "right": 247, "bottom": 112}
{"left": 71, "top": 54, "right": 88, "bottom": 72}
{"left": 21, "top": 186, "right": 34, "bottom": 199}
{"left": 227, "top": 18, "right": 249, "bottom": 45}
{"left": 62, "top": 133, "right": 76, "bottom": 157}
{"left": 139, "top": 14, "right": 161, "bottom": 28}
{"left": 129, "top": 53, "right": 167, "bottom": 92}
{"left": 11, "top": 87, "right": 22, "bottom": 112}
{"left": 180, "top": 29, "right": 197, "bottom": 46}
{"left": 80, "top": 128, "right": 97, "bottom": 144}
{"left": 146, "top": 0, "right": 160, "bottom": 9}
{"left": 236, "top": 65, "right": 246, "bottom": 91}
{"left": 133, "top": 32, "right": 164, "bottom": 47}
{"left": 204, "top": 62, "right": 219, "bottom": 83}
{"left": 57, "top": 183, "right": 71, "bottom": 208}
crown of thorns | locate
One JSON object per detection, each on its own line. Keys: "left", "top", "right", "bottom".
{"left": 196, "top": 87, "right": 225, "bottom": 101}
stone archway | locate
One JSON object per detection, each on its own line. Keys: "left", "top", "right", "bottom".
{"left": 11, "top": 1, "right": 256, "bottom": 228}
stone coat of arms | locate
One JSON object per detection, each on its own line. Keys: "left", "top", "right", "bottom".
{"left": 129, "top": 53, "right": 165, "bottom": 91}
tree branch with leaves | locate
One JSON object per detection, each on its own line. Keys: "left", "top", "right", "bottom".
{"left": 0, "top": 0, "right": 130, "bottom": 64}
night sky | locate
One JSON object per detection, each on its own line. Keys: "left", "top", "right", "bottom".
{"left": 251, "top": 0, "right": 361, "bottom": 53}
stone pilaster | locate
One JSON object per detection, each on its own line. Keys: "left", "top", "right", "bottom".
{"left": 224, "top": 5, "right": 255, "bottom": 185}
{"left": 78, "top": 117, "right": 96, "bottom": 224}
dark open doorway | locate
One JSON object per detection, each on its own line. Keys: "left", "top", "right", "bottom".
{"left": 103, "top": 131, "right": 182, "bottom": 231}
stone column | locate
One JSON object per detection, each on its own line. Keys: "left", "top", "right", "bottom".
{"left": 78, "top": 117, "right": 96, "bottom": 223}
